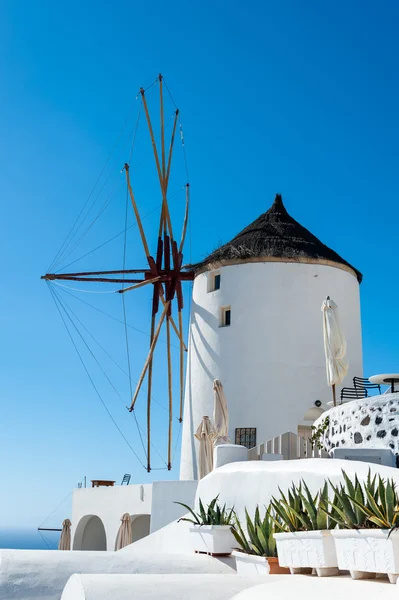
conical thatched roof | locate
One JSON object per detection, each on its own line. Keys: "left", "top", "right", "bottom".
{"left": 193, "top": 194, "right": 362, "bottom": 282}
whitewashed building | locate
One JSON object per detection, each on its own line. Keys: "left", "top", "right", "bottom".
{"left": 55, "top": 195, "right": 364, "bottom": 553}
{"left": 180, "top": 194, "right": 363, "bottom": 479}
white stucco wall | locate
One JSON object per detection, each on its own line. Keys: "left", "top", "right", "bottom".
{"left": 193, "top": 458, "right": 399, "bottom": 524}
{"left": 71, "top": 480, "right": 197, "bottom": 551}
{"left": 230, "top": 575, "right": 398, "bottom": 600}
{"left": 71, "top": 484, "right": 152, "bottom": 551}
{"left": 61, "top": 574, "right": 266, "bottom": 600}
{"left": 0, "top": 549, "right": 235, "bottom": 600}
{"left": 180, "top": 261, "right": 363, "bottom": 479}
{"left": 150, "top": 480, "right": 197, "bottom": 533}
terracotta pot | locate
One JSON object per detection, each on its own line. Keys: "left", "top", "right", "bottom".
{"left": 232, "top": 551, "right": 290, "bottom": 575}
{"left": 268, "top": 557, "right": 290, "bottom": 575}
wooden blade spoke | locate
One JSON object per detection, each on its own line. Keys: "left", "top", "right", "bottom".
{"left": 178, "top": 309, "right": 184, "bottom": 423}
{"left": 179, "top": 183, "right": 190, "bottom": 253}
{"left": 146, "top": 314, "right": 156, "bottom": 472}
{"left": 141, "top": 86, "right": 174, "bottom": 242}
{"left": 43, "top": 268, "right": 149, "bottom": 278}
{"left": 159, "top": 293, "right": 187, "bottom": 351}
{"left": 165, "top": 110, "right": 179, "bottom": 191}
{"left": 129, "top": 302, "right": 169, "bottom": 411}
{"left": 166, "top": 317, "right": 173, "bottom": 470}
{"left": 160, "top": 74, "right": 166, "bottom": 180}
{"left": 124, "top": 164, "right": 151, "bottom": 258}
{"left": 117, "top": 276, "right": 161, "bottom": 295}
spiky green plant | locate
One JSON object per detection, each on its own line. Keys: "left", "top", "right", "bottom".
{"left": 324, "top": 470, "right": 399, "bottom": 530}
{"left": 231, "top": 505, "right": 283, "bottom": 557}
{"left": 270, "top": 480, "right": 336, "bottom": 531}
{"left": 175, "top": 495, "right": 235, "bottom": 526}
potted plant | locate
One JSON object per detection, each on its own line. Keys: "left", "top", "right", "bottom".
{"left": 231, "top": 505, "right": 289, "bottom": 575}
{"left": 175, "top": 495, "right": 236, "bottom": 556}
{"left": 327, "top": 470, "right": 399, "bottom": 583}
{"left": 272, "top": 480, "right": 338, "bottom": 577}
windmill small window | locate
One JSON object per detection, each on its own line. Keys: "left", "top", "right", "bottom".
{"left": 220, "top": 306, "right": 231, "bottom": 327}
{"left": 209, "top": 271, "right": 221, "bottom": 292}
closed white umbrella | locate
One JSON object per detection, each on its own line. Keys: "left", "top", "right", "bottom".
{"left": 58, "top": 518, "right": 71, "bottom": 551}
{"left": 115, "top": 513, "right": 132, "bottom": 550}
{"left": 321, "top": 296, "right": 348, "bottom": 406}
{"left": 195, "top": 416, "right": 214, "bottom": 479}
{"left": 213, "top": 379, "right": 231, "bottom": 445}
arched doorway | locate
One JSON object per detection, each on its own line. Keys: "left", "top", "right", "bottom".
{"left": 73, "top": 514, "right": 107, "bottom": 550}
{"left": 131, "top": 514, "right": 151, "bottom": 543}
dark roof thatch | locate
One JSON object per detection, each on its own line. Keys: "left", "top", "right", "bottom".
{"left": 193, "top": 194, "right": 362, "bottom": 282}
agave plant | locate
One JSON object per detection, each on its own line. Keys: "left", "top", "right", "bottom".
{"left": 270, "top": 480, "right": 336, "bottom": 531}
{"left": 175, "top": 495, "right": 235, "bottom": 526}
{"left": 324, "top": 470, "right": 399, "bottom": 530}
{"left": 231, "top": 505, "right": 282, "bottom": 557}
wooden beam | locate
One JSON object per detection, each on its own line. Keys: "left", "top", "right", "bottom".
{"left": 146, "top": 313, "right": 156, "bottom": 472}
{"left": 165, "top": 110, "right": 179, "bottom": 191}
{"left": 160, "top": 293, "right": 187, "bottom": 351}
{"left": 43, "top": 276, "right": 147, "bottom": 284}
{"left": 117, "top": 276, "right": 162, "bottom": 294}
{"left": 140, "top": 87, "right": 174, "bottom": 241}
{"left": 128, "top": 302, "right": 169, "bottom": 411}
{"left": 124, "top": 164, "right": 151, "bottom": 259}
{"left": 42, "top": 269, "right": 149, "bottom": 278}
{"left": 166, "top": 317, "right": 173, "bottom": 470}
{"left": 179, "top": 184, "right": 190, "bottom": 253}
{"left": 178, "top": 309, "right": 184, "bottom": 423}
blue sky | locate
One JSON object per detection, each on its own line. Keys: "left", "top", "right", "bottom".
{"left": 1, "top": 0, "right": 398, "bottom": 529}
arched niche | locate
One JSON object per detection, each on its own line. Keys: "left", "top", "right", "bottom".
{"left": 131, "top": 513, "right": 151, "bottom": 543}
{"left": 73, "top": 514, "right": 107, "bottom": 550}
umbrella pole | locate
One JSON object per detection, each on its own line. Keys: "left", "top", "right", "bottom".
{"left": 332, "top": 384, "right": 336, "bottom": 407}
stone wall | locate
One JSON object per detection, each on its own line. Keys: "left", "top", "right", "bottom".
{"left": 313, "top": 394, "right": 399, "bottom": 455}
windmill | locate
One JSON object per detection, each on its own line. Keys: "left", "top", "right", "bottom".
{"left": 42, "top": 74, "right": 194, "bottom": 472}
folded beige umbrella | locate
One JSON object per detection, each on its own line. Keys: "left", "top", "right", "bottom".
{"left": 321, "top": 296, "right": 348, "bottom": 406}
{"left": 213, "top": 379, "right": 231, "bottom": 445}
{"left": 195, "top": 416, "right": 214, "bottom": 479}
{"left": 115, "top": 513, "right": 133, "bottom": 550}
{"left": 58, "top": 518, "right": 72, "bottom": 551}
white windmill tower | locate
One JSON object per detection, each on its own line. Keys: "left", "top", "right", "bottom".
{"left": 180, "top": 194, "right": 363, "bottom": 480}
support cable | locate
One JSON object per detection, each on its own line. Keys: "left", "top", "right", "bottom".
{"left": 55, "top": 285, "right": 168, "bottom": 467}
{"left": 53, "top": 287, "right": 168, "bottom": 466}
{"left": 121, "top": 183, "right": 148, "bottom": 464}
{"left": 48, "top": 100, "right": 139, "bottom": 272}
{"left": 47, "top": 283, "right": 147, "bottom": 469}
{"left": 57, "top": 293, "right": 170, "bottom": 414}
{"left": 52, "top": 284, "right": 180, "bottom": 349}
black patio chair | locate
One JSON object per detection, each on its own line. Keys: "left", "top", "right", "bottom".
{"left": 353, "top": 376, "right": 381, "bottom": 396}
{"left": 340, "top": 387, "right": 368, "bottom": 404}
{"left": 121, "top": 474, "right": 131, "bottom": 486}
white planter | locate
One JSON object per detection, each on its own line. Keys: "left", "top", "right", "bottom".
{"left": 274, "top": 531, "right": 338, "bottom": 577}
{"left": 233, "top": 551, "right": 270, "bottom": 575}
{"left": 188, "top": 525, "right": 235, "bottom": 555}
{"left": 232, "top": 551, "right": 290, "bottom": 575}
{"left": 332, "top": 529, "right": 399, "bottom": 583}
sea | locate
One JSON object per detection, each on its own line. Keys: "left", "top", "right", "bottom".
{"left": 0, "top": 528, "right": 59, "bottom": 550}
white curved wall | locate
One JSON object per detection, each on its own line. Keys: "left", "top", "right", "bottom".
{"left": 195, "top": 458, "right": 399, "bottom": 525}
{"left": 180, "top": 261, "right": 363, "bottom": 479}
{"left": 0, "top": 548, "right": 235, "bottom": 600}
{"left": 61, "top": 574, "right": 265, "bottom": 600}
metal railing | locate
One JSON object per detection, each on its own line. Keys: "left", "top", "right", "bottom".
{"left": 248, "top": 431, "right": 329, "bottom": 461}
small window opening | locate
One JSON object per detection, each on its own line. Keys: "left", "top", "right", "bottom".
{"left": 208, "top": 272, "right": 221, "bottom": 292}
{"left": 220, "top": 306, "right": 231, "bottom": 327}
{"left": 235, "top": 428, "right": 257, "bottom": 449}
